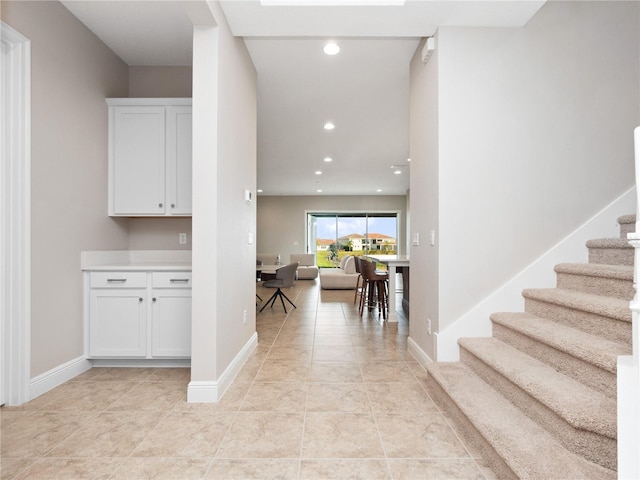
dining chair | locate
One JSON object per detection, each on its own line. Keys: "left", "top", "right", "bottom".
{"left": 259, "top": 262, "right": 298, "bottom": 313}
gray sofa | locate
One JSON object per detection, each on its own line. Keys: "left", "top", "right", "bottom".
{"left": 290, "top": 253, "right": 319, "bottom": 280}
{"left": 319, "top": 255, "right": 360, "bottom": 289}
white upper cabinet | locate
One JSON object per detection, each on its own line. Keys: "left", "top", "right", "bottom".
{"left": 107, "top": 98, "right": 192, "bottom": 216}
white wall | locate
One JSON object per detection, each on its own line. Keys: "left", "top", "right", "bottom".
{"left": 3, "top": 1, "right": 130, "bottom": 377}
{"left": 214, "top": 1, "right": 257, "bottom": 376}
{"left": 410, "top": 1, "right": 640, "bottom": 361}
{"left": 409, "top": 37, "right": 439, "bottom": 360}
{"left": 256, "top": 195, "right": 408, "bottom": 263}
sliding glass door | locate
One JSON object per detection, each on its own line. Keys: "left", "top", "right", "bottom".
{"left": 307, "top": 212, "right": 398, "bottom": 267}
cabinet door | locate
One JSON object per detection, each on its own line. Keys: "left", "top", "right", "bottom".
{"left": 89, "top": 289, "right": 147, "bottom": 357}
{"left": 165, "top": 106, "right": 192, "bottom": 215}
{"left": 151, "top": 290, "right": 191, "bottom": 357}
{"left": 111, "top": 106, "right": 166, "bottom": 215}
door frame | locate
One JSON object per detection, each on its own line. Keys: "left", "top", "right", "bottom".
{"left": 1, "top": 22, "right": 31, "bottom": 406}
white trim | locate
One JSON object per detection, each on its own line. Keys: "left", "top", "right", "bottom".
{"left": 105, "top": 98, "right": 191, "bottom": 106}
{"left": 29, "top": 356, "right": 92, "bottom": 400}
{"left": 186, "top": 380, "right": 220, "bottom": 403}
{"left": 618, "top": 350, "right": 640, "bottom": 478}
{"left": 436, "top": 187, "right": 637, "bottom": 362}
{"left": 187, "top": 332, "right": 257, "bottom": 403}
{"left": 407, "top": 336, "right": 433, "bottom": 366}
{"left": 90, "top": 359, "right": 191, "bottom": 368}
{"left": 1, "top": 22, "right": 31, "bottom": 406}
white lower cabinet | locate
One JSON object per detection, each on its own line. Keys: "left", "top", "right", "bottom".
{"left": 151, "top": 271, "right": 192, "bottom": 357}
{"left": 89, "top": 289, "right": 147, "bottom": 357}
{"left": 87, "top": 271, "right": 191, "bottom": 359}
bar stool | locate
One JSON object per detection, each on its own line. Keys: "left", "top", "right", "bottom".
{"left": 359, "top": 258, "right": 389, "bottom": 319}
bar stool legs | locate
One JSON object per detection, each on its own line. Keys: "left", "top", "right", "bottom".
{"left": 358, "top": 259, "right": 388, "bottom": 319}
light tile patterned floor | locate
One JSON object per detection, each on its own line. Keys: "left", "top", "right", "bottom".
{"left": 1, "top": 280, "right": 496, "bottom": 479}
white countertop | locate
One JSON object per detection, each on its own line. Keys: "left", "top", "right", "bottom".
{"left": 82, "top": 250, "right": 192, "bottom": 271}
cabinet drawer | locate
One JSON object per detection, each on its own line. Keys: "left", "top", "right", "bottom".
{"left": 90, "top": 272, "right": 147, "bottom": 288}
{"left": 152, "top": 272, "right": 192, "bottom": 288}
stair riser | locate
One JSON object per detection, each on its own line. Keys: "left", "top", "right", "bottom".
{"left": 425, "top": 374, "right": 518, "bottom": 480}
{"left": 492, "top": 323, "right": 617, "bottom": 398}
{"left": 588, "top": 248, "right": 634, "bottom": 266}
{"left": 555, "top": 273, "right": 634, "bottom": 301}
{"left": 618, "top": 215, "right": 636, "bottom": 239}
{"left": 620, "top": 223, "right": 635, "bottom": 239}
{"left": 460, "top": 348, "right": 617, "bottom": 471}
{"left": 524, "top": 298, "right": 631, "bottom": 346}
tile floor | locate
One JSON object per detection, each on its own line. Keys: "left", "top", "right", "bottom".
{"left": 1, "top": 280, "right": 496, "bottom": 479}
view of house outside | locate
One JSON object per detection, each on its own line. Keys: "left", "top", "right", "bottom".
{"left": 309, "top": 213, "right": 398, "bottom": 267}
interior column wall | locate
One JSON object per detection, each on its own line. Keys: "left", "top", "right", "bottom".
{"left": 409, "top": 37, "right": 439, "bottom": 361}
{"left": 189, "top": 1, "right": 257, "bottom": 398}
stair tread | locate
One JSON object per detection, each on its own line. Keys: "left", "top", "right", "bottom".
{"left": 522, "top": 287, "right": 631, "bottom": 322}
{"left": 427, "top": 362, "right": 616, "bottom": 479}
{"left": 617, "top": 214, "right": 636, "bottom": 225}
{"left": 555, "top": 262, "right": 633, "bottom": 280}
{"left": 458, "top": 337, "right": 616, "bottom": 438}
{"left": 586, "top": 238, "right": 633, "bottom": 248}
{"left": 490, "top": 312, "right": 630, "bottom": 373}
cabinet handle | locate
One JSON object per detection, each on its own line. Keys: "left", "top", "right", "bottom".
{"left": 158, "top": 203, "right": 163, "bottom": 208}
{"left": 170, "top": 278, "right": 189, "bottom": 283}
{"left": 152, "top": 297, "right": 157, "bottom": 302}
{"left": 107, "top": 278, "right": 127, "bottom": 283}
{"left": 171, "top": 203, "right": 175, "bottom": 208}
{"left": 139, "top": 298, "right": 143, "bottom": 302}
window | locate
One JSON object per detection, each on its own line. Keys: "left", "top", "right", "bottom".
{"left": 307, "top": 212, "right": 398, "bottom": 267}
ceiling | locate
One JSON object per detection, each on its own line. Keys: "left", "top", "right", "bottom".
{"left": 61, "top": 0, "right": 545, "bottom": 196}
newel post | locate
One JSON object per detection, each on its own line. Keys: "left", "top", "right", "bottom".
{"left": 618, "top": 126, "right": 640, "bottom": 478}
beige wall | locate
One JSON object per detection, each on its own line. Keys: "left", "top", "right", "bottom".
{"left": 3, "top": 1, "right": 130, "bottom": 376}
{"left": 127, "top": 66, "right": 193, "bottom": 250}
{"left": 256, "top": 195, "right": 408, "bottom": 264}
{"left": 128, "top": 66, "right": 192, "bottom": 98}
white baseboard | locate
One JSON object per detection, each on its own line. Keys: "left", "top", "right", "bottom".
{"left": 90, "top": 359, "right": 190, "bottom": 368}
{"left": 187, "top": 332, "right": 258, "bottom": 403}
{"left": 436, "top": 187, "right": 636, "bottom": 362}
{"left": 407, "top": 336, "right": 433, "bottom": 366}
{"left": 29, "top": 356, "right": 92, "bottom": 400}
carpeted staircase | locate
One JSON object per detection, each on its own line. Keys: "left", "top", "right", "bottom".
{"left": 426, "top": 214, "right": 635, "bottom": 479}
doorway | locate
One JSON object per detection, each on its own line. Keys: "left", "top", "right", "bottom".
{"left": 1, "top": 22, "right": 31, "bottom": 406}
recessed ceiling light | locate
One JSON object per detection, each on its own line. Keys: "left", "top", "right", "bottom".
{"left": 323, "top": 122, "right": 335, "bottom": 131}
{"left": 394, "top": 170, "right": 402, "bottom": 175}
{"left": 317, "top": 189, "right": 323, "bottom": 193}
{"left": 257, "top": 189, "right": 263, "bottom": 193}
{"left": 376, "top": 189, "right": 382, "bottom": 192}
{"left": 324, "top": 157, "right": 333, "bottom": 163}
{"left": 315, "top": 171, "right": 322, "bottom": 175}
{"left": 323, "top": 42, "right": 340, "bottom": 56}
